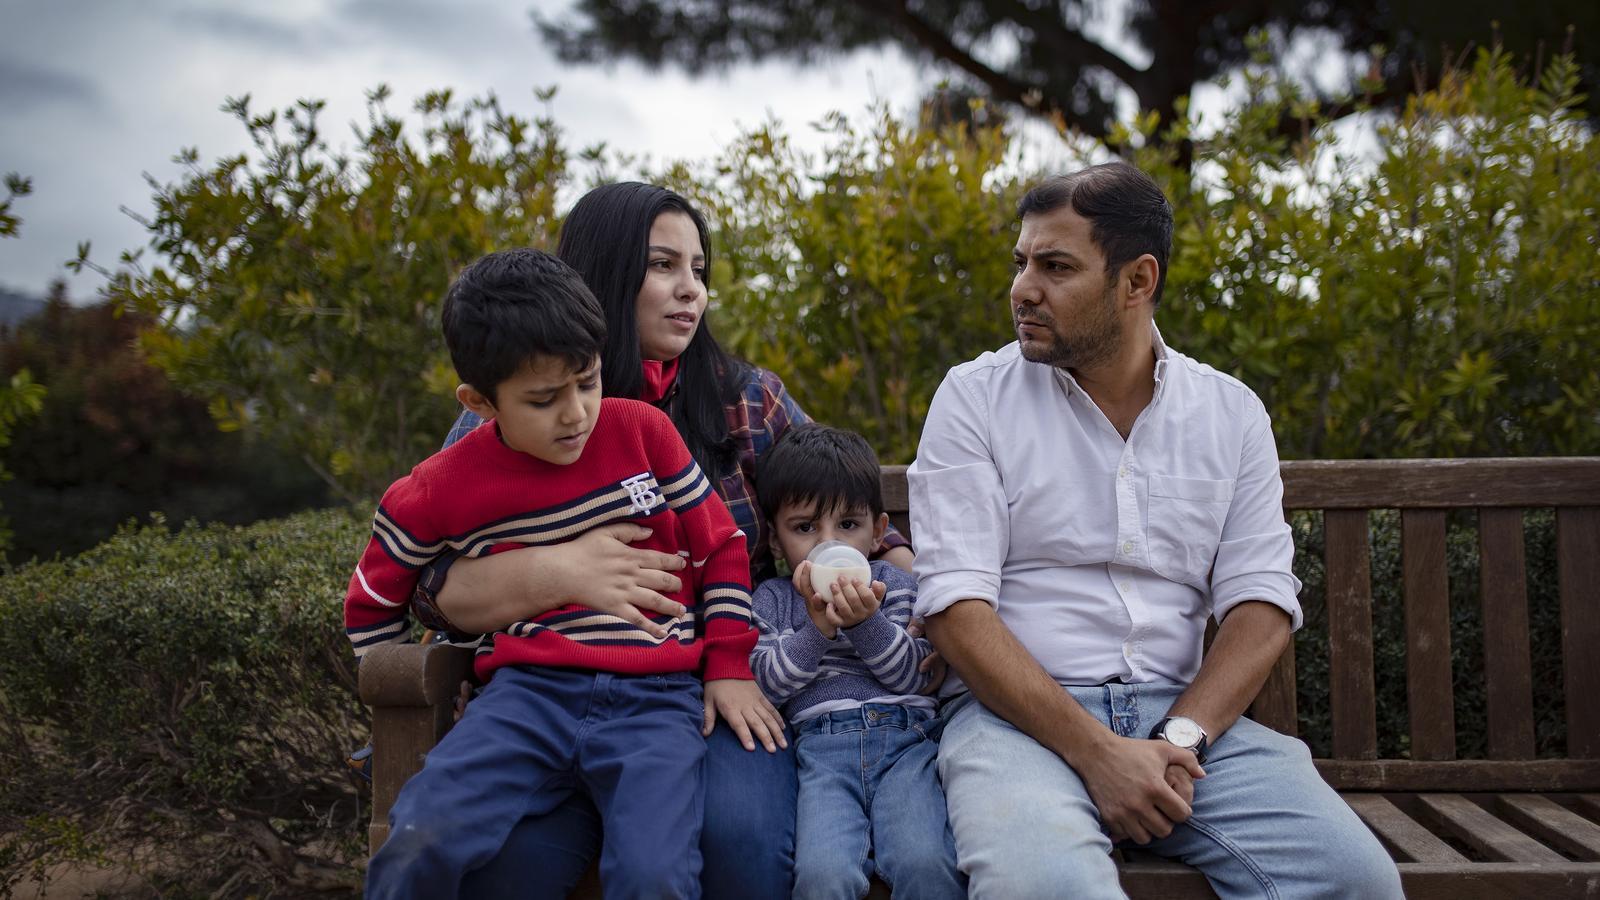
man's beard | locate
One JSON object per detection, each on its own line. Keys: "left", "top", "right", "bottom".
{"left": 1015, "top": 284, "right": 1121, "bottom": 370}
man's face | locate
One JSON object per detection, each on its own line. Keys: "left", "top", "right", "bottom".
{"left": 460, "top": 355, "right": 603, "bottom": 466}
{"left": 1010, "top": 205, "right": 1121, "bottom": 370}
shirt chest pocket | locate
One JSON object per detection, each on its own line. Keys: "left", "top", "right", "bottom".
{"left": 1146, "top": 474, "right": 1235, "bottom": 587}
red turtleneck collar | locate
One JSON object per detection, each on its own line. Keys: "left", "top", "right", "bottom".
{"left": 640, "top": 357, "right": 680, "bottom": 404}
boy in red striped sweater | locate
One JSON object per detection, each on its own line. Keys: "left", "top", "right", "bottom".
{"left": 353, "top": 249, "right": 769, "bottom": 898}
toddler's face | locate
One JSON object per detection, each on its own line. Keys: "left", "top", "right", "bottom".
{"left": 771, "top": 498, "right": 887, "bottom": 573}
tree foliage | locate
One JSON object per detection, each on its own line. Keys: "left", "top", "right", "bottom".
{"left": 535, "top": 0, "right": 1600, "bottom": 140}
{"left": 1138, "top": 46, "right": 1600, "bottom": 456}
{"left": 0, "top": 286, "right": 327, "bottom": 564}
{"left": 94, "top": 88, "right": 575, "bottom": 498}
{"left": 0, "top": 172, "right": 46, "bottom": 552}
{"left": 658, "top": 107, "right": 1022, "bottom": 463}
{"left": 100, "top": 48, "right": 1597, "bottom": 500}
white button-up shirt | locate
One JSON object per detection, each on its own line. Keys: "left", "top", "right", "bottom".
{"left": 909, "top": 331, "right": 1302, "bottom": 695}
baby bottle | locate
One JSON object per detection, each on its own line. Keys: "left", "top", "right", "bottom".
{"left": 807, "top": 540, "right": 872, "bottom": 597}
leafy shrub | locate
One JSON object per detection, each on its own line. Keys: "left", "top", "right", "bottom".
{"left": 0, "top": 289, "right": 328, "bottom": 565}
{"left": 99, "top": 49, "right": 1597, "bottom": 494}
{"left": 0, "top": 508, "right": 369, "bottom": 896}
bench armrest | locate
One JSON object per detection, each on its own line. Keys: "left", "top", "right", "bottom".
{"left": 359, "top": 642, "right": 474, "bottom": 855}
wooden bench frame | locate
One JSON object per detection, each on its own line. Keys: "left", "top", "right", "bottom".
{"left": 361, "top": 457, "right": 1600, "bottom": 896}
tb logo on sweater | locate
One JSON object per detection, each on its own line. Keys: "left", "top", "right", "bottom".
{"left": 620, "top": 473, "right": 662, "bottom": 516}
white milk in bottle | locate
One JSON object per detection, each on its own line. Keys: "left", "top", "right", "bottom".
{"left": 807, "top": 540, "right": 872, "bottom": 597}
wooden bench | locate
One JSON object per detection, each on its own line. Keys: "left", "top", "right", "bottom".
{"left": 361, "top": 457, "right": 1600, "bottom": 896}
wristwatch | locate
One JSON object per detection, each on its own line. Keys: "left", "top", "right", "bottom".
{"left": 1149, "top": 716, "right": 1208, "bottom": 763}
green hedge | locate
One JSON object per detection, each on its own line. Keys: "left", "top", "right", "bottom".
{"left": 0, "top": 508, "right": 369, "bottom": 896}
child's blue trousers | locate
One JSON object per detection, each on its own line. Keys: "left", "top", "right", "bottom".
{"left": 365, "top": 665, "right": 707, "bottom": 900}
{"left": 791, "top": 703, "right": 966, "bottom": 900}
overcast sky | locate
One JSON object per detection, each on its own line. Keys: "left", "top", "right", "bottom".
{"left": 0, "top": 0, "right": 933, "bottom": 300}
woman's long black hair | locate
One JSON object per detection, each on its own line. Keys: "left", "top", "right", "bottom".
{"left": 556, "top": 182, "right": 745, "bottom": 481}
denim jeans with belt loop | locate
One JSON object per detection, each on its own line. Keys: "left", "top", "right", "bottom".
{"left": 791, "top": 702, "right": 966, "bottom": 900}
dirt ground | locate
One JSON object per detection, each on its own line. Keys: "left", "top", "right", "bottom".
{"left": 12, "top": 861, "right": 149, "bottom": 899}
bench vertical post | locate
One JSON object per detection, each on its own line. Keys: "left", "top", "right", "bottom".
{"left": 1325, "top": 509, "right": 1378, "bottom": 760}
{"left": 1402, "top": 509, "right": 1455, "bottom": 759}
{"left": 1558, "top": 507, "right": 1600, "bottom": 758}
{"left": 1478, "top": 508, "right": 1536, "bottom": 760}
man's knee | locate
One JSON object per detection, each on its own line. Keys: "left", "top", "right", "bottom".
{"left": 1291, "top": 827, "right": 1403, "bottom": 899}
{"left": 966, "top": 852, "right": 1125, "bottom": 900}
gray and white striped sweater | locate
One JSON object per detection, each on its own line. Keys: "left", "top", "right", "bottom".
{"left": 750, "top": 560, "right": 932, "bottom": 720}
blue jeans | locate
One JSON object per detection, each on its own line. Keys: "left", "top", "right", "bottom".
{"left": 367, "top": 666, "right": 706, "bottom": 900}
{"left": 792, "top": 704, "right": 965, "bottom": 900}
{"left": 463, "top": 711, "right": 798, "bottom": 900}
{"left": 937, "top": 685, "right": 1403, "bottom": 899}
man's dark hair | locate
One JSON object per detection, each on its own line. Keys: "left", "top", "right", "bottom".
{"left": 440, "top": 248, "right": 606, "bottom": 401}
{"left": 556, "top": 181, "right": 745, "bottom": 480}
{"left": 1016, "top": 161, "right": 1174, "bottom": 306}
{"left": 757, "top": 424, "right": 884, "bottom": 521}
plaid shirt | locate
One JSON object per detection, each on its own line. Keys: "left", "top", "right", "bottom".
{"left": 413, "top": 366, "right": 909, "bottom": 632}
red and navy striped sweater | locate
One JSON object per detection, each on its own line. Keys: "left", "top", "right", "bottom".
{"left": 343, "top": 398, "right": 757, "bottom": 683}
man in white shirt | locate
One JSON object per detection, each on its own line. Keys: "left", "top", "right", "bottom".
{"left": 910, "top": 162, "right": 1402, "bottom": 898}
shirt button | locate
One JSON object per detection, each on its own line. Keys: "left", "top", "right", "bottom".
{"left": 1119, "top": 581, "right": 1132, "bottom": 592}
{"left": 1119, "top": 466, "right": 1129, "bottom": 478}
{"left": 1121, "top": 541, "right": 1134, "bottom": 553}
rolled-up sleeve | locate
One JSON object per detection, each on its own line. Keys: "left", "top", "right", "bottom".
{"left": 1210, "top": 395, "right": 1303, "bottom": 630}
{"left": 909, "top": 371, "right": 1010, "bottom": 620}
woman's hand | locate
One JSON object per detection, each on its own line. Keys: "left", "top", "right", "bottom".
{"left": 703, "top": 679, "right": 788, "bottom": 753}
{"left": 906, "top": 618, "right": 949, "bottom": 694}
{"left": 436, "top": 523, "right": 688, "bottom": 635}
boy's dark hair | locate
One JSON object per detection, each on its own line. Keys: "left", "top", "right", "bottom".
{"left": 1016, "top": 161, "right": 1174, "bottom": 306}
{"left": 757, "top": 424, "right": 883, "bottom": 521}
{"left": 440, "top": 248, "right": 607, "bottom": 401}
{"left": 557, "top": 182, "right": 745, "bottom": 480}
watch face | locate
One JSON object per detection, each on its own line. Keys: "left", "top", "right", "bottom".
{"left": 1165, "top": 717, "right": 1204, "bottom": 748}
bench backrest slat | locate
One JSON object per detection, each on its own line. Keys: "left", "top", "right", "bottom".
{"left": 1251, "top": 646, "right": 1298, "bottom": 736}
{"left": 1326, "top": 509, "right": 1380, "bottom": 760}
{"left": 1401, "top": 509, "right": 1456, "bottom": 760}
{"left": 1280, "top": 458, "right": 1600, "bottom": 507}
{"left": 1477, "top": 507, "right": 1537, "bottom": 760}
{"left": 1558, "top": 506, "right": 1600, "bottom": 759}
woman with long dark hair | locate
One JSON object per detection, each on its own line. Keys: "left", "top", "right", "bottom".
{"left": 419, "top": 182, "right": 912, "bottom": 898}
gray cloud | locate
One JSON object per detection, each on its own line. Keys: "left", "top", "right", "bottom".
{"left": 0, "top": 59, "right": 100, "bottom": 113}
{"left": 172, "top": 7, "right": 316, "bottom": 53}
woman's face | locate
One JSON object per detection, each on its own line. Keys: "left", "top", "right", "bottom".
{"left": 635, "top": 210, "right": 708, "bottom": 362}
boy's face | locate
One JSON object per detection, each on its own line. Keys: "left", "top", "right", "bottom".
{"left": 457, "top": 355, "right": 602, "bottom": 465}
{"left": 770, "top": 498, "right": 888, "bottom": 572}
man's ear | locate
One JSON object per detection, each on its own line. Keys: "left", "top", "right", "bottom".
{"left": 873, "top": 512, "right": 890, "bottom": 546}
{"left": 456, "top": 383, "right": 497, "bottom": 420}
{"left": 1121, "top": 253, "right": 1160, "bottom": 310}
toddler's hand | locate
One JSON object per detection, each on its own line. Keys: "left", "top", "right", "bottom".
{"left": 824, "top": 578, "right": 884, "bottom": 630}
{"left": 792, "top": 561, "right": 838, "bottom": 639}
